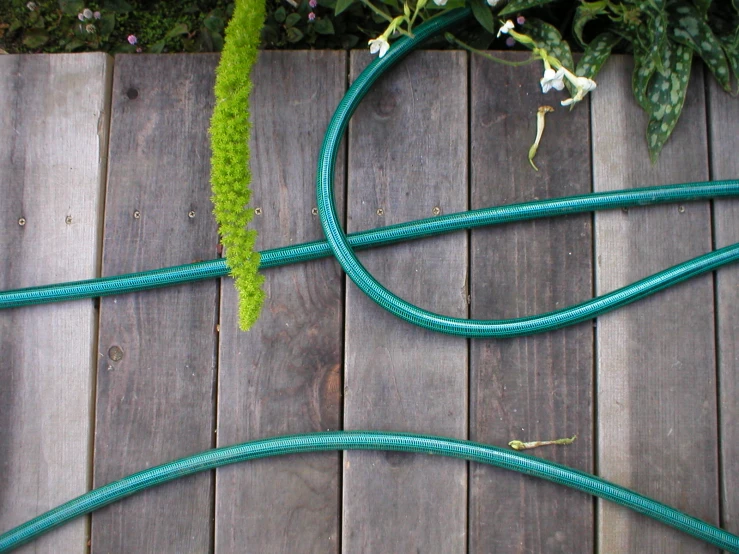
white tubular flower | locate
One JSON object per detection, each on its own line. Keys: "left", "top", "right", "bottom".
{"left": 368, "top": 37, "right": 390, "bottom": 58}
{"left": 560, "top": 73, "right": 597, "bottom": 106}
{"left": 540, "top": 67, "right": 565, "bottom": 93}
{"left": 487, "top": 0, "right": 500, "bottom": 5}
{"left": 497, "top": 20, "right": 514, "bottom": 38}
{"left": 433, "top": 0, "right": 448, "bottom": 6}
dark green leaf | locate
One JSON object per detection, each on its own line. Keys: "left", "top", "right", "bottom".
{"left": 718, "top": 34, "right": 739, "bottom": 87}
{"left": 646, "top": 43, "right": 692, "bottom": 163}
{"left": 165, "top": 22, "right": 189, "bottom": 39}
{"left": 632, "top": 47, "right": 657, "bottom": 111}
{"left": 211, "top": 32, "right": 224, "bottom": 51}
{"left": 100, "top": 13, "right": 115, "bottom": 37}
{"left": 148, "top": 40, "right": 166, "bottom": 53}
{"left": 103, "top": 0, "right": 133, "bottom": 14}
{"left": 573, "top": 0, "right": 608, "bottom": 47}
{"left": 58, "top": 0, "right": 84, "bottom": 15}
{"left": 691, "top": 0, "right": 711, "bottom": 16}
{"left": 64, "top": 38, "right": 86, "bottom": 51}
{"left": 576, "top": 32, "right": 620, "bottom": 79}
{"left": 286, "top": 26, "right": 304, "bottom": 43}
{"left": 274, "top": 7, "right": 286, "bottom": 22}
{"left": 335, "top": 0, "right": 356, "bottom": 15}
{"left": 379, "top": 0, "right": 400, "bottom": 10}
{"left": 669, "top": 1, "right": 731, "bottom": 91}
{"left": 23, "top": 30, "right": 49, "bottom": 49}
{"left": 470, "top": 0, "right": 496, "bottom": 35}
{"left": 342, "top": 34, "right": 360, "bottom": 48}
{"left": 525, "top": 18, "right": 575, "bottom": 94}
{"left": 285, "top": 13, "right": 302, "bottom": 27}
{"left": 314, "top": 18, "right": 335, "bottom": 34}
{"left": 204, "top": 15, "right": 224, "bottom": 34}
{"left": 499, "top": 0, "right": 557, "bottom": 16}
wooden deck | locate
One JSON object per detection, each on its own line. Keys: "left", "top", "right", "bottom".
{"left": 0, "top": 49, "right": 737, "bottom": 553}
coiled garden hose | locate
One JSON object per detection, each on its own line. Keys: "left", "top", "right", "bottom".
{"left": 2, "top": 7, "right": 739, "bottom": 553}
{"left": 1, "top": 431, "right": 738, "bottom": 553}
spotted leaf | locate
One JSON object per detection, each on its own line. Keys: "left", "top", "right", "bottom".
{"left": 646, "top": 42, "right": 693, "bottom": 163}
{"left": 576, "top": 32, "right": 620, "bottom": 79}
{"left": 669, "top": 0, "right": 731, "bottom": 91}
{"left": 632, "top": 46, "right": 657, "bottom": 111}
{"left": 499, "top": 0, "right": 557, "bottom": 16}
{"left": 525, "top": 18, "right": 575, "bottom": 94}
{"left": 573, "top": 0, "right": 608, "bottom": 47}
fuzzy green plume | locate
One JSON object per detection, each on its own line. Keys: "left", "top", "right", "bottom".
{"left": 210, "top": 0, "right": 266, "bottom": 330}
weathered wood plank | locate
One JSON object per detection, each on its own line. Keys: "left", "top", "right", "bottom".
{"left": 342, "top": 51, "right": 468, "bottom": 552}
{"left": 215, "top": 51, "right": 346, "bottom": 554}
{"left": 0, "top": 54, "right": 111, "bottom": 553}
{"left": 91, "top": 55, "right": 220, "bottom": 553}
{"left": 469, "top": 52, "right": 594, "bottom": 552}
{"left": 707, "top": 79, "right": 739, "bottom": 536}
{"left": 592, "top": 56, "right": 718, "bottom": 552}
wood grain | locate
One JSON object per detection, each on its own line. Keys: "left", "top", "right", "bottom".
{"left": 215, "top": 51, "right": 346, "bottom": 554}
{"left": 91, "top": 55, "right": 220, "bottom": 553}
{"left": 0, "top": 54, "right": 111, "bottom": 553}
{"left": 342, "top": 51, "right": 468, "bottom": 552}
{"left": 707, "top": 79, "right": 739, "bottom": 536}
{"left": 468, "top": 52, "right": 594, "bottom": 553}
{"left": 592, "top": 56, "right": 718, "bottom": 552}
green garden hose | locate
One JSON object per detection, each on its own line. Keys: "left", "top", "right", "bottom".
{"left": 2, "top": 180, "right": 738, "bottom": 319}
{"left": 1, "top": 431, "right": 738, "bottom": 553}
{"left": 2, "top": 7, "right": 739, "bottom": 553}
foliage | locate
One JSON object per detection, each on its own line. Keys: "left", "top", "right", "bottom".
{"left": 0, "top": 0, "right": 235, "bottom": 54}
{"left": 209, "top": 0, "right": 266, "bottom": 330}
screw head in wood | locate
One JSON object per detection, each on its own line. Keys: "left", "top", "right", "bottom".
{"left": 188, "top": 210, "right": 196, "bottom": 218}
{"left": 432, "top": 206, "right": 441, "bottom": 216}
{"left": 65, "top": 215, "right": 73, "bottom": 225}
{"left": 254, "top": 207, "right": 263, "bottom": 216}
{"left": 678, "top": 205, "right": 685, "bottom": 213}
{"left": 108, "top": 345, "right": 124, "bottom": 361}
{"left": 376, "top": 208, "right": 384, "bottom": 216}
{"left": 311, "top": 207, "right": 318, "bottom": 216}
{"left": 18, "top": 217, "right": 26, "bottom": 226}
{"left": 133, "top": 210, "right": 141, "bottom": 219}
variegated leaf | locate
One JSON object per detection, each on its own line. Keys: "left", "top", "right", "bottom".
{"left": 499, "top": 0, "right": 557, "bottom": 16}
{"left": 632, "top": 46, "right": 657, "bottom": 111}
{"left": 576, "top": 32, "right": 620, "bottom": 79}
{"left": 646, "top": 42, "right": 693, "bottom": 163}
{"left": 525, "top": 18, "right": 575, "bottom": 94}
{"left": 669, "top": 0, "right": 731, "bottom": 91}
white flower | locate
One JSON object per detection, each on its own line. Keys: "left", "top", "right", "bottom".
{"left": 497, "top": 20, "right": 514, "bottom": 38}
{"left": 560, "top": 74, "right": 597, "bottom": 106}
{"left": 540, "top": 67, "right": 565, "bottom": 93}
{"left": 487, "top": 0, "right": 500, "bottom": 5}
{"left": 83, "top": 8, "right": 93, "bottom": 19}
{"left": 368, "top": 37, "right": 390, "bottom": 58}
{"left": 26, "top": 2, "right": 37, "bottom": 11}
{"left": 434, "top": 0, "right": 448, "bottom": 5}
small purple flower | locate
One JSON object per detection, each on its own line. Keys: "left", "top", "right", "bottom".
{"left": 309, "top": 0, "right": 317, "bottom": 7}
{"left": 94, "top": 11, "right": 101, "bottom": 19}
{"left": 136, "top": 47, "right": 142, "bottom": 53}
{"left": 83, "top": 8, "right": 93, "bottom": 19}
{"left": 127, "top": 34, "right": 137, "bottom": 45}
{"left": 506, "top": 37, "right": 515, "bottom": 48}
{"left": 516, "top": 15, "right": 525, "bottom": 25}
{"left": 308, "top": 11, "right": 316, "bottom": 21}
{"left": 78, "top": 13, "right": 85, "bottom": 21}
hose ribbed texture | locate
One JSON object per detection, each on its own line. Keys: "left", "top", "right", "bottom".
{"left": 2, "top": 180, "right": 738, "bottom": 316}
{"left": 1, "top": 431, "right": 737, "bottom": 553}
{"left": 1, "top": 8, "right": 738, "bottom": 553}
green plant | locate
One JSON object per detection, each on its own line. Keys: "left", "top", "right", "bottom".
{"left": 209, "top": 0, "right": 266, "bottom": 330}
{"left": 359, "top": 0, "right": 739, "bottom": 162}
{"left": 0, "top": 0, "right": 236, "bottom": 54}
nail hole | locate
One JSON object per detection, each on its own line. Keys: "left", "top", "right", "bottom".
{"left": 376, "top": 208, "right": 384, "bottom": 216}
{"left": 18, "top": 217, "right": 26, "bottom": 226}
{"left": 311, "top": 207, "right": 318, "bottom": 216}
{"left": 188, "top": 210, "right": 196, "bottom": 218}
{"left": 254, "top": 207, "right": 263, "bottom": 216}
{"left": 622, "top": 207, "right": 629, "bottom": 214}
{"left": 65, "top": 215, "right": 73, "bottom": 225}
{"left": 678, "top": 205, "right": 685, "bottom": 213}
{"left": 432, "top": 206, "right": 441, "bottom": 216}
{"left": 126, "top": 88, "right": 138, "bottom": 100}
{"left": 133, "top": 210, "right": 141, "bottom": 219}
